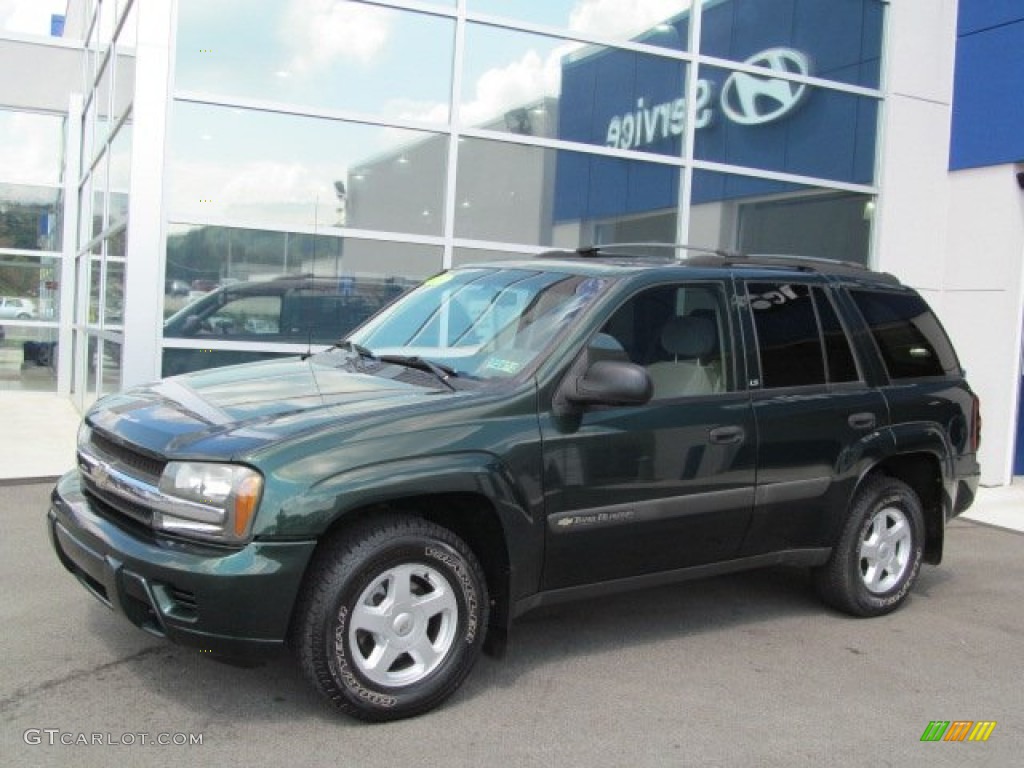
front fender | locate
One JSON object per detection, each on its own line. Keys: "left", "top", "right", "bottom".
{"left": 260, "top": 451, "right": 544, "bottom": 617}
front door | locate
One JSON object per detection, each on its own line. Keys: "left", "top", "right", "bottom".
{"left": 540, "top": 280, "right": 755, "bottom": 590}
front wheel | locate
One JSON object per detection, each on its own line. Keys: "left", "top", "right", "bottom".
{"left": 814, "top": 476, "right": 925, "bottom": 617}
{"left": 293, "top": 515, "right": 488, "bottom": 721}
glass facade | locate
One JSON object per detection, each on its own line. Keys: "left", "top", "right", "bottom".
{"left": 157, "top": 0, "right": 884, "bottom": 376}
{"left": 0, "top": 110, "right": 65, "bottom": 391}
{"left": 73, "top": 0, "right": 136, "bottom": 407}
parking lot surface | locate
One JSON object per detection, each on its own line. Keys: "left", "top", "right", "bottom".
{"left": 2, "top": 481, "right": 1021, "bottom": 767}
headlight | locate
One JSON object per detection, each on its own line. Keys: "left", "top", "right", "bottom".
{"left": 156, "top": 462, "right": 263, "bottom": 544}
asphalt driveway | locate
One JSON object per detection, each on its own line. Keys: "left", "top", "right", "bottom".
{"left": 2, "top": 481, "right": 1021, "bottom": 767}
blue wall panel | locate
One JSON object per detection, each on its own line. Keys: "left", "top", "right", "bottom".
{"left": 950, "top": 7, "right": 1024, "bottom": 170}
{"left": 958, "top": 0, "right": 1022, "bottom": 35}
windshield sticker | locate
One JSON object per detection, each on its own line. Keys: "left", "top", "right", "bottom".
{"left": 424, "top": 272, "right": 455, "bottom": 287}
{"left": 483, "top": 357, "right": 522, "bottom": 375}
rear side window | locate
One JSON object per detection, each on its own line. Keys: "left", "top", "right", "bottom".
{"left": 849, "top": 289, "right": 960, "bottom": 379}
{"left": 747, "top": 282, "right": 860, "bottom": 388}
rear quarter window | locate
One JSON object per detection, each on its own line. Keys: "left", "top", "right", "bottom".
{"left": 849, "top": 289, "right": 960, "bottom": 379}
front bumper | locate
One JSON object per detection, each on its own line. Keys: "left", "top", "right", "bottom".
{"left": 48, "top": 471, "right": 317, "bottom": 658}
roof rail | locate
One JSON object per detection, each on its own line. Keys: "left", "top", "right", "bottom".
{"left": 721, "top": 253, "right": 898, "bottom": 283}
{"left": 573, "top": 242, "right": 739, "bottom": 258}
{"left": 541, "top": 244, "right": 898, "bottom": 284}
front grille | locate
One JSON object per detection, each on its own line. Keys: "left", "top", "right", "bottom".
{"left": 81, "top": 481, "right": 154, "bottom": 531}
{"left": 89, "top": 430, "right": 166, "bottom": 483}
{"left": 81, "top": 483, "right": 154, "bottom": 532}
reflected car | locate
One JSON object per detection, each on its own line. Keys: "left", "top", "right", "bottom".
{"left": 161, "top": 275, "right": 412, "bottom": 375}
{"left": 0, "top": 297, "right": 37, "bottom": 319}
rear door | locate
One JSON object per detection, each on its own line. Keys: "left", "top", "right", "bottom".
{"left": 737, "top": 278, "right": 889, "bottom": 555}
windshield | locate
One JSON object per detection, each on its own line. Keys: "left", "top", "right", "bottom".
{"left": 343, "top": 267, "right": 608, "bottom": 381}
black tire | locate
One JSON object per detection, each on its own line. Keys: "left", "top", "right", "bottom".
{"left": 813, "top": 475, "right": 925, "bottom": 617}
{"left": 293, "top": 514, "right": 488, "bottom": 722}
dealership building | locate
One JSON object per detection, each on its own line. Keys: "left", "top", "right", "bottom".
{"left": 0, "top": 0, "right": 1022, "bottom": 485}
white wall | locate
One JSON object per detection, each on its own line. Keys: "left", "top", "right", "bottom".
{"left": 939, "top": 166, "right": 1024, "bottom": 485}
{"left": 875, "top": 0, "right": 1024, "bottom": 485}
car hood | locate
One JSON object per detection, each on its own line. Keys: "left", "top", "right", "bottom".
{"left": 85, "top": 357, "right": 459, "bottom": 459}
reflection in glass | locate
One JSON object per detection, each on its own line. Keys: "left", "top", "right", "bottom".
{"left": 690, "top": 170, "right": 872, "bottom": 264}
{"left": 100, "top": 337, "right": 123, "bottom": 396}
{"left": 175, "top": 0, "right": 454, "bottom": 123}
{"left": 463, "top": 23, "right": 687, "bottom": 153}
{"left": 169, "top": 103, "right": 447, "bottom": 234}
{"left": 454, "top": 138, "right": 680, "bottom": 247}
{"left": 0, "top": 325, "right": 58, "bottom": 393}
{"left": 93, "top": 58, "right": 113, "bottom": 155}
{"left": 0, "top": 183, "right": 62, "bottom": 252}
{"left": 468, "top": 0, "right": 690, "bottom": 50}
{"left": 453, "top": 248, "right": 533, "bottom": 267}
{"left": 698, "top": 0, "right": 884, "bottom": 89}
{"left": 104, "top": 261, "right": 125, "bottom": 326}
{"left": 88, "top": 259, "right": 102, "bottom": 325}
{"left": 694, "top": 65, "right": 878, "bottom": 185}
{"left": 350, "top": 266, "right": 609, "bottom": 380}
{"left": 91, "top": 150, "right": 107, "bottom": 240}
{"left": 108, "top": 121, "right": 132, "bottom": 229}
{"left": 166, "top": 225, "right": 440, "bottom": 318}
{"left": 0, "top": 110, "right": 65, "bottom": 186}
{"left": 0, "top": 255, "right": 61, "bottom": 321}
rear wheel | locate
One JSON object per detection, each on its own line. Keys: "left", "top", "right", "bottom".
{"left": 293, "top": 514, "right": 488, "bottom": 721}
{"left": 814, "top": 476, "right": 925, "bottom": 617}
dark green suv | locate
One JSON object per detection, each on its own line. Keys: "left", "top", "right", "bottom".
{"left": 48, "top": 249, "right": 981, "bottom": 721}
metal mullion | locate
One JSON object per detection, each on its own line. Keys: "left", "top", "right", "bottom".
{"left": 696, "top": 53, "right": 884, "bottom": 100}
{"left": 691, "top": 158, "right": 879, "bottom": 196}
{"left": 441, "top": 0, "right": 468, "bottom": 269}
{"left": 463, "top": 11, "right": 695, "bottom": 66}
{"left": 173, "top": 90, "right": 453, "bottom": 137}
{"left": 677, "top": 0, "right": 704, "bottom": 253}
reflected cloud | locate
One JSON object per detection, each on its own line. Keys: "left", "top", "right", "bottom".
{"left": 460, "top": 43, "right": 574, "bottom": 129}
{"left": 283, "top": 0, "right": 393, "bottom": 72}
{"left": 0, "top": 111, "right": 63, "bottom": 186}
{"left": 568, "top": 0, "right": 689, "bottom": 38}
{"left": 0, "top": 0, "right": 66, "bottom": 35}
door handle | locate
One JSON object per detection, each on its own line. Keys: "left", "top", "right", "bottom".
{"left": 848, "top": 412, "right": 877, "bottom": 431}
{"left": 709, "top": 425, "right": 745, "bottom": 445}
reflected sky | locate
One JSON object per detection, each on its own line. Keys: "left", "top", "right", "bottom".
{"left": 176, "top": 0, "right": 455, "bottom": 124}
{"left": 468, "top": 0, "right": 691, "bottom": 45}
{"left": 0, "top": 111, "right": 64, "bottom": 187}
{"left": 169, "top": 102, "right": 446, "bottom": 230}
{"left": 0, "top": 0, "right": 66, "bottom": 36}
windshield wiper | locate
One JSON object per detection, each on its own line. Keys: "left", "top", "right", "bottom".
{"left": 333, "top": 339, "right": 375, "bottom": 359}
{"left": 378, "top": 354, "right": 457, "bottom": 392}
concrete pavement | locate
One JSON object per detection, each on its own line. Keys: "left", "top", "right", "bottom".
{"left": 2, "top": 481, "right": 1021, "bottom": 767}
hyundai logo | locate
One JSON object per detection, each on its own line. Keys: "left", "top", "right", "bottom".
{"left": 720, "top": 48, "right": 811, "bottom": 126}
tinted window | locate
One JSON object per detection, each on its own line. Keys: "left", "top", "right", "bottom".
{"left": 850, "top": 290, "right": 960, "bottom": 379}
{"left": 748, "top": 283, "right": 825, "bottom": 388}
{"left": 813, "top": 288, "right": 859, "bottom": 383}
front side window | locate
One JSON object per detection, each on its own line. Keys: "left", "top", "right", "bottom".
{"left": 598, "top": 282, "right": 733, "bottom": 399}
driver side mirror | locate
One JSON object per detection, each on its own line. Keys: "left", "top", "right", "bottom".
{"left": 564, "top": 360, "right": 652, "bottom": 407}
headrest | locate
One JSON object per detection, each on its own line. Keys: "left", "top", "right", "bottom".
{"left": 660, "top": 315, "right": 716, "bottom": 359}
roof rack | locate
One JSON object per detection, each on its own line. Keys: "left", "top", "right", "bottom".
{"left": 721, "top": 253, "right": 898, "bottom": 284}
{"left": 557, "top": 244, "right": 896, "bottom": 283}
{"left": 572, "top": 242, "right": 738, "bottom": 259}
